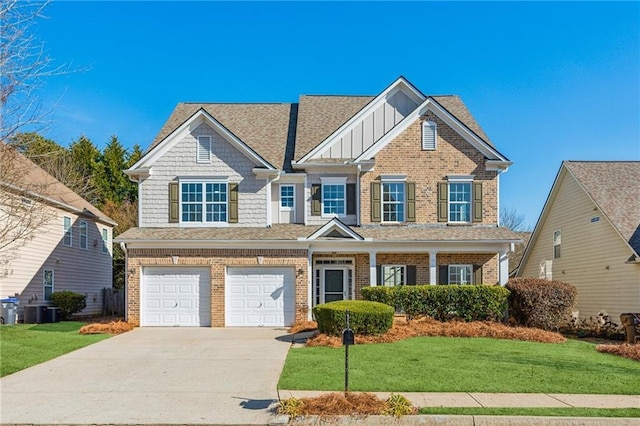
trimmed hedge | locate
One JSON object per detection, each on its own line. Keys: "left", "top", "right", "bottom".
{"left": 51, "top": 290, "right": 87, "bottom": 320}
{"left": 312, "top": 300, "right": 394, "bottom": 336}
{"left": 506, "top": 277, "right": 577, "bottom": 331}
{"left": 361, "top": 285, "right": 509, "bottom": 322}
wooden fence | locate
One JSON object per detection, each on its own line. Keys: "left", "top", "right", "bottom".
{"left": 102, "top": 287, "right": 125, "bottom": 317}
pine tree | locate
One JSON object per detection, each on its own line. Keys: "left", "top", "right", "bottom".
{"left": 69, "top": 135, "right": 100, "bottom": 203}
{"left": 94, "top": 135, "right": 130, "bottom": 206}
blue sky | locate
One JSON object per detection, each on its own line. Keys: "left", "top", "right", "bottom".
{"left": 37, "top": 1, "right": 639, "bottom": 228}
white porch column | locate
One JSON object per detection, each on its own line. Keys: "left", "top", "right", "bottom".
{"left": 369, "top": 251, "right": 377, "bottom": 287}
{"left": 499, "top": 252, "right": 509, "bottom": 286}
{"left": 429, "top": 251, "right": 438, "bottom": 285}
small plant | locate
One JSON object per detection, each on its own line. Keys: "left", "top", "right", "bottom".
{"left": 277, "top": 397, "right": 305, "bottom": 418}
{"left": 382, "top": 393, "right": 415, "bottom": 417}
{"left": 312, "top": 300, "right": 394, "bottom": 336}
{"left": 51, "top": 291, "right": 87, "bottom": 320}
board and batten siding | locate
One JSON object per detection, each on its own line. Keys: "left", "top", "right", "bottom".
{"left": 0, "top": 204, "right": 113, "bottom": 316}
{"left": 139, "top": 123, "right": 267, "bottom": 227}
{"left": 318, "top": 90, "right": 417, "bottom": 159}
{"left": 520, "top": 170, "right": 640, "bottom": 321}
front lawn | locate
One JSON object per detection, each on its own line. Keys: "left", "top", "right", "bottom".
{"left": 0, "top": 322, "right": 110, "bottom": 377}
{"left": 278, "top": 337, "right": 640, "bottom": 394}
{"left": 418, "top": 407, "right": 640, "bottom": 417}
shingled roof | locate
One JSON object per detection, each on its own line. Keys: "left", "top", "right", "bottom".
{"left": 145, "top": 83, "right": 495, "bottom": 169}
{"left": 564, "top": 161, "right": 640, "bottom": 254}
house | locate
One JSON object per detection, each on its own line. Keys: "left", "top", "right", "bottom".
{"left": 509, "top": 231, "right": 532, "bottom": 277}
{"left": 0, "top": 144, "right": 116, "bottom": 317}
{"left": 517, "top": 161, "right": 640, "bottom": 322}
{"left": 116, "top": 76, "right": 521, "bottom": 327}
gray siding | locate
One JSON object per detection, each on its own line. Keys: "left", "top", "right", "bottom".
{"left": 320, "top": 90, "right": 417, "bottom": 160}
{"left": 0, "top": 205, "right": 113, "bottom": 316}
{"left": 305, "top": 174, "right": 357, "bottom": 226}
{"left": 140, "top": 123, "right": 267, "bottom": 227}
{"left": 271, "top": 182, "right": 304, "bottom": 224}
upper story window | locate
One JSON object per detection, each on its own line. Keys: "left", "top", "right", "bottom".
{"left": 79, "top": 220, "right": 88, "bottom": 250}
{"left": 280, "top": 185, "right": 295, "bottom": 209}
{"left": 449, "top": 264, "right": 472, "bottom": 285}
{"left": 321, "top": 178, "right": 346, "bottom": 217}
{"left": 449, "top": 182, "right": 472, "bottom": 223}
{"left": 63, "top": 216, "right": 72, "bottom": 247}
{"left": 181, "top": 182, "right": 228, "bottom": 223}
{"left": 553, "top": 230, "right": 561, "bottom": 259}
{"left": 102, "top": 228, "right": 109, "bottom": 254}
{"left": 422, "top": 120, "right": 437, "bottom": 150}
{"left": 382, "top": 182, "right": 405, "bottom": 222}
{"left": 438, "top": 176, "right": 482, "bottom": 224}
{"left": 196, "top": 136, "right": 212, "bottom": 163}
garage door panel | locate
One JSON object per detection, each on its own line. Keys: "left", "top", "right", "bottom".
{"left": 142, "top": 267, "right": 211, "bottom": 327}
{"left": 226, "top": 267, "right": 295, "bottom": 327}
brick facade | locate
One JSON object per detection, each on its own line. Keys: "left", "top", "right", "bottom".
{"left": 126, "top": 248, "right": 308, "bottom": 327}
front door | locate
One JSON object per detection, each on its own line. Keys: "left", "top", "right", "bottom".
{"left": 323, "top": 269, "right": 347, "bottom": 303}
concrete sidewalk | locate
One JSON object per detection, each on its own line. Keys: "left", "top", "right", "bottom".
{"left": 278, "top": 390, "right": 640, "bottom": 408}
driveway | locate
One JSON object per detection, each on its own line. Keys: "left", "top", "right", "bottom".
{"left": 0, "top": 327, "right": 292, "bottom": 425}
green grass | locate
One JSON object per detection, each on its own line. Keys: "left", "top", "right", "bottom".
{"left": 418, "top": 407, "right": 640, "bottom": 417}
{"left": 278, "top": 337, "right": 640, "bottom": 394}
{"left": 0, "top": 322, "right": 110, "bottom": 377}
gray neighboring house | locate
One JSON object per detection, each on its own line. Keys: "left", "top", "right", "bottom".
{"left": 0, "top": 145, "right": 116, "bottom": 317}
{"left": 517, "top": 161, "right": 640, "bottom": 322}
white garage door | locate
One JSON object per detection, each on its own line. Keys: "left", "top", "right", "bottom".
{"left": 142, "top": 267, "right": 211, "bottom": 327}
{"left": 226, "top": 267, "right": 295, "bottom": 327}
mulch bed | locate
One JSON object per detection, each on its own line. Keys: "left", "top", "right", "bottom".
{"left": 79, "top": 320, "right": 133, "bottom": 335}
{"left": 596, "top": 343, "right": 640, "bottom": 361}
{"left": 295, "top": 317, "right": 566, "bottom": 348}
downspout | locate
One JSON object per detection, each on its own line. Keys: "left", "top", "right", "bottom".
{"left": 266, "top": 172, "right": 282, "bottom": 227}
{"left": 120, "top": 242, "right": 128, "bottom": 322}
{"left": 356, "top": 164, "right": 361, "bottom": 227}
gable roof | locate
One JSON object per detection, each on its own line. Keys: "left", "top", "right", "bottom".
{"left": 148, "top": 103, "right": 296, "bottom": 170}
{"left": 564, "top": 161, "right": 640, "bottom": 254}
{"left": 0, "top": 143, "right": 116, "bottom": 227}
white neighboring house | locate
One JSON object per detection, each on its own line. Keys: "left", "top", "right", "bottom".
{"left": 517, "top": 161, "right": 640, "bottom": 323}
{"left": 0, "top": 145, "right": 116, "bottom": 317}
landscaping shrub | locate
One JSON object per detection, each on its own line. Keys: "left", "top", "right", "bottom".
{"left": 51, "top": 291, "right": 86, "bottom": 320}
{"left": 312, "top": 300, "right": 394, "bottom": 336}
{"left": 362, "top": 285, "right": 509, "bottom": 322}
{"left": 506, "top": 278, "right": 577, "bottom": 331}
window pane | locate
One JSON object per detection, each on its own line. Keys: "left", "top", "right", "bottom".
{"left": 383, "top": 266, "right": 404, "bottom": 286}
{"left": 280, "top": 185, "right": 294, "bottom": 208}
{"left": 323, "top": 184, "right": 345, "bottom": 215}
{"left": 382, "top": 183, "right": 405, "bottom": 222}
{"left": 449, "top": 265, "right": 472, "bottom": 285}
{"left": 449, "top": 183, "right": 471, "bottom": 222}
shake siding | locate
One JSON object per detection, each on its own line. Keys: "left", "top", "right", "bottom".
{"left": 0, "top": 205, "right": 113, "bottom": 315}
{"left": 520, "top": 171, "right": 640, "bottom": 320}
{"left": 139, "top": 123, "right": 267, "bottom": 227}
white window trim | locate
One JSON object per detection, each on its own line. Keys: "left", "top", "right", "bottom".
{"left": 320, "top": 177, "right": 347, "bottom": 218}
{"left": 448, "top": 264, "right": 473, "bottom": 285}
{"left": 381, "top": 181, "right": 406, "bottom": 223}
{"left": 196, "top": 135, "right": 212, "bottom": 164}
{"left": 43, "top": 269, "right": 54, "bottom": 302}
{"left": 102, "top": 228, "right": 109, "bottom": 254}
{"left": 63, "top": 216, "right": 72, "bottom": 247}
{"left": 79, "top": 220, "right": 88, "bottom": 250}
{"left": 279, "top": 184, "right": 296, "bottom": 223}
{"left": 553, "top": 230, "right": 561, "bottom": 259}
{"left": 447, "top": 178, "right": 473, "bottom": 224}
{"left": 179, "top": 179, "right": 229, "bottom": 226}
{"left": 422, "top": 120, "right": 437, "bottom": 151}
{"left": 382, "top": 265, "right": 406, "bottom": 287}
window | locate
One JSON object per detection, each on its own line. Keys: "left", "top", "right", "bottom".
{"left": 382, "top": 182, "right": 405, "bottom": 222}
{"left": 280, "top": 185, "right": 295, "bottom": 209}
{"left": 196, "top": 135, "right": 212, "bottom": 163}
{"left": 102, "top": 228, "right": 109, "bottom": 253}
{"left": 449, "top": 182, "right": 472, "bottom": 223}
{"left": 63, "top": 216, "right": 72, "bottom": 247}
{"left": 449, "top": 265, "right": 472, "bottom": 285}
{"left": 79, "top": 220, "right": 88, "bottom": 250}
{"left": 553, "top": 230, "right": 561, "bottom": 259}
{"left": 181, "top": 182, "right": 227, "bottom": 223}
{"left": 422, "top": 120, "right": 437, "bottom": 150}
{"left": 382, "top": 265, "right": 405, "bottom": 287}
{"left": 322, "top": 182, "right": 345, "bottom": 216}
{"left": 43, "top": 269, "right": 54, "bottom": 301}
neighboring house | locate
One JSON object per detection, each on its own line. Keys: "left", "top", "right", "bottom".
{"left": 116, "top": 76, "right": 521, "bottom": 327}
{"left": 0, "top": 145, "right": 116, "bottom": 317}
{"left": 517, "top": 161, "right": 640, "bottom": 322}
{"left": 509, "top": 231, "right": 531, "bottom": 277}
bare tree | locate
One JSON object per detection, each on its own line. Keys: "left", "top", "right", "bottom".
{"left": 500, "top": 206, "right": 529, "bottom": 232}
